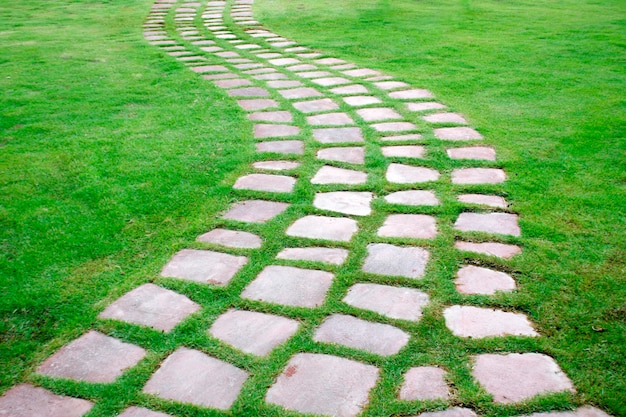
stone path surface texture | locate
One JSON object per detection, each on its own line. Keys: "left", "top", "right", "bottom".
{"left": 1, "top": 0, "right": 610, "bottom": 416}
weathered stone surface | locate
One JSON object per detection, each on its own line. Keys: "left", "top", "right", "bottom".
{"left": 523, "top": 407, "right": 614, "bottom": 417}
{"left": 241, "top": 265, "right": 334, "bottom": 307}
{"left": 406, "top": 102, "right": 446, "bottom": 112}
{"left": 237, "top": 99, "right": 279, "bottom": 111}
{"left": 455, "top": 241, "right": 521, "bottom": 258}
{"left": 268, "top": 57, "right": 300, "bottom": 66}
{"left": 296, "top": 52, "right": 323, "bottom": 58}
{"left": 244, "top": 68, "right": 277, "bottom": 75}
{"left": 233, "top": 173, "right": 295, "bottom": 193}
{"left": 277, "top": 247, "right": 349, "bottom": 265}
{"left": 307, "top": 112, "right": 354, "bottom": 126}
{"left": 256, "top": 140, "right": 304, "bottom": 155}
{"left": 311, "top": 77, "right": 351, "bottom": 86}
{"left": 223, "top": 200, "right": 289, "bottom": 223}
{"left": 330, "top": 84, "right": 369, "bottom": 95}
{"left": 227, "top": 87, "right": 270, "bottom": 97}
{"left": 249, "top": 111, "right": 293, "bottom": 123}
{"left": 286, "top": 215, "right": 358, "bottom": 242}
{"left": 317, "top": 146, "right": 365, "bottom": 164}
{"left": 286, "top": 64, "right": 317, "bottom": 71}
{"left": 387, "top": 163, "right": 440, "bottom": 183}
{"left": 371, "top": 122, "right": 417, "bottom": 132}
{"left": 315, "top": 58, "right": 347, "bottom": 65}
{"left": 382, "top": 145, "right": 425, "bottom": 158}
{"left": 343, "top": 283, "right": 429, "bottom": 321}
{"left": 444, "top": 305, "right": 538, "bottom": 338}
{"left": 472, "top": 353, "right": 574, "bottom": 403}
{"left": 296, "top": 70, "right": 332, "bottom": 79}
{"left": 292, "top": 98, "right": 339, "bottom": 113}
{"left": 313, "top": 127, "right": 364, "bottom": 144}
{"left": 278, "top": 87, "right": 323, "bottom": 99}
{"left": 389, "top": 89, "right": 434, "bottom": 99}
{"left": 447, "top": 146, "right": 496, "bottom": 160}
{"left": 378, "top": 214, "right": 437, "bottom": 239}
{"left": 311, "top": 166, "right": 368, "bottom": 185}
{"left": 253, "top": 124, "right": 300, "bottom": 138}
{"left": 266, "top": 80, "right": 303, "bottom": 89}
{"left": 314, "top": 314, "right": 409, "bottom": 356}
{"left": 203, "top": 73, "right": 237, "bottom": 80}
{"left": 197, "top": 228, "right": 262, "bottom": 249}
{"left": 143, "top": 348, "right": 249, "bottom": 410}
{"left": 384, "top": 190, "right": 440, "bottom": 206}
{"left": 253, "top": 160, "right": 300, "bottom": 171}
{"left": 209, "top": 309, "right": 299, "bottom": 356}
{"left": 399, "top": 367, "right": 450, "bottom": 400}
{"left": 253, "top": 72, "right": 288, "bottom": 80}
{"left": 380, "top": 133, "right": 423, "bottom": 142}
{"left": 434, "top": 127, "right": 483, "bottom": 141}
{"left": 342, "top": 68, "right": 381, "bottom": 77}
{"left": 451, "top": 168, "right": 506, "bottom": 184}
{"left": 161, "top": 249, "right": 247, "bottom": 286}
{"left": 424, "top": 112, "right": 467, "bottom": 124}
{"left": 374, "top": 81, "right": 410, "bottom": 90}
{"left": 233, "top": 63, "right": 264, "bottom": 70}
{"left": 99, "top": 284, "right": 200, "bottom": 332}
{"left": 343, "top": 96, "right": 382, "bottom": 106}
{"left": 455, "top": 265, "right": 516, "bottom": 295}
{"left": 0, "top": 384, "right": 93, "bottom": 417}
{"left": 37, "top": 331, "right": 146, "bottom": 383}
{"left": 454, "top": 213, "right": 521, "bottom": 236}
{"left": 362, "top": 243, "right": 430, "bottom": 279}
{"left": 214, "top": 78, "right": 252, "bottom": 88}
{"left": 265, "top": 353, "right": 379, "bottom": 417}
{"left": 314, "top": 191, "right": 373, "bottom": 216}
{"left": 458, "top": 194, "right": 507, "bottom": 208}
{"left": 190, "top": 65, "right": 228, "bottom": 73}
{"left": 356, "top": 107, "right": 402, "bottom": 122}
{"left": 414, "top": 408, "right": 478, "bottom": 417}
{"left": 118, "top": 407, "right": 172, "bottom": 417}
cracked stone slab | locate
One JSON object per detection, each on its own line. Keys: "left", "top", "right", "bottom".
{"left": 406, "top": 102, "right": 447, "bottom": 112}
{"left": 362, "top": 243, "right": 430, "bottom": 279}
{"left": 452, "top": 168, "right": 506, "bottom": 184}
{"left": 458, "top": 194, "right": 507, "bottom": 208}
{"left": 472, "top": 353, "right": 574, "bottom": 403}
{"left": 455, "top": 241, "right": 522, "bottom": 258}
{"left": 197, "top": 228, "right": 262, "bottom": 249}
{"left": 286, "top": 215, "right": 358, "bottom": 242}
{"left": 311, "top": 166, "right": 368, "bottom": 185}
{"left": 314, "top": 191, "right": 373, "bottom": 216}
{"left": 415, "top": 408, "right": 478, "bottom": 417}
{"left": 378, "top": 214, "right": 437, "bottom": 239}
{"left": 237, "top": 99, "right": 279, "bottom": 111}
{"left": 143, "top": 347, "right": 249, "bottom": 410}
{"left": 292, "top": 98, "right": 339, "bottom": 113}
{"left": 372, "top": 122, "right": 417, "bottom": 132}
{"left": 222, "top": 200, "right": 289, "bottom": 223}
{"left": 256, "top": 140, "right": 304, "bottom": 155}
{"left": 314, "top": 314, "right": 410, "bottom": 356}
{"left": 209, "top": 309, "right": 299, "bottom": 356}
{"left": 277, "top": 247, "right": 349, "bottom": 265}
{"left": 385, "top": 190, "right": 440, "bottom": 206}
{"left": 313, "top": 127, "right": 364, "bottom": 144}
{"left": 307, "top": 112, "right": 354, "bottom": 126}
{"left": 265, "top": 353, "right": 379, "bottom": 417}
{"left": 356, "top": 107, "right": 402, "bottom": 122}
{"left": 118, "top": 407, "right": 172, "bottom": 417}
{"left": 434, "top": 127, "right": 483, "bottom": 140}
{"left": 227, "top": 87, "right": 270, "bottom": 97}
{"left": 389, "top": 89, "right": 434, "bottom": 99}
{"left": 444, "top": 305, "right": 538, "bottom": 338}
{"left": 253, "top": 160, "right": 300, "bottom": 171}
{"left": 278, "top": 87, "right": 323, "bottom": 99}
{"left": 343, "top": 95, "right": 382, "bottom": 106}
{"left": 343, "top": 283, "right": 429, "bottom": 321}
{"left": 455, "top": 265, "right": 516, "bottom": 295}
{"left": 37, "top": 331, "right": 146, "bottom": 383}
{"left": 424, "top": 112, "right": 468, "bottom": 124}
{"left": 330, "top": 84, "right": 369, "bottom": 95}
{"left": 241, "top": 265, "right": 334, "bottom": 308}
{"left": 161, "top": 249, "right": 247, "bottom": 285}
{"left": 253, "top": 124, "right": 300, "bottom": 138}
{"left": 400, "top": 366, "right": 450, "bottom": 400}
{"left": 0, "top": 384, "right": 93, "bottom": 417}
{"left": 234, "top": 173, "right": 295, "bottom": 193}
{"left": 454, "top": 212, "right": 521, "bottom": 236}
{"left": 447, "top": 146, "right": 496, "bottom": 160}
{"left": 249, "top": 111, "right": 293, "bottom": 123}
{"left": 99, "top": 284, "right": 200, "bottom": 332}
{"left": 523, "top": 407, "right": 614, "bottom": 417}
{"left": 382, "top": 145, "right": 425, "bottom": 158}
{"left": 386, "top": 163, "right": 440, "bottom": 183}
{"left": 317, "top": 146, "right": 365, "bottom": 164}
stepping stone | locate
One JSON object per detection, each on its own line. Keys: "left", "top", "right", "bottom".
{"left": 190, "top": 65, "right": 228, "bottom": 73}
{"left": 161, "top": 249, "right": 248, "bottom": 286}
{"left": 233, "top": 63, "right": 264, "bottom": 70}
{"left": 472, "top": 353, "right": 574, "bottom": 403}
{"left": 317, "top": 146, "right": 365, "bottom": 164}
{"left": 253, "top": 160, "right": 300, "bottom": 171}
{"left": 315, "top": 58, "right": 347, "bottom": 65}
{"left": 285, "top": 46, "right": 308, "bottom": 52}
{"left": 381, "top": 133, "right": 423, "bottom": 142}
{"left": 330, "top": 84, "right": 369, "bottom": 95}
{"left": 209, "top": 309, "right": 299, "bottom": 356}
{"left": 314, "top": 191, "right": 373, "bottom": 216}
{"left": 311, "top": 166, "right": 368, "bottom": 185}
{"left": 292, "top": 98, "right": 339, "bottom": 113}
{"left": 214, "top": 78, "right": 252, "bottom": 88}
{"left": 386, "top": 163, "right": 440, "bottom": 183}
{"left": 454, "top": 212, "right": 521, "bottom": 236}
{"left": 223, "top": 200, "right": 289, "bottom": 223}
{"left": 455, "top": 265, "right": 516, "bottom": 295}
{"left": 143, "top": 347, "right": 249, "bottom": 410}
{"left": 311, "top": 77, "right": 351, "bottom": 86}
{"left": 237, "top": 99, "right": 279, "bottom": 111}
{"left": 451, "top": 168, "right": 506, "bottom": 184}
{"left": 314, "top": 314, "right": 409, "bottom": 355}
{"left": 118, "top": 407, "right": 172, "bottom": 417}
{"left": 406, "top": 101, "right": 446, "bottom": 112}
{"left": 244, "top": 68, "right": 277, "bottom": 75}
{"left": 266, "top": 353, "right": 379, "bottom": 417}
{"left": 447, "top": 146, "right": 496, "bottom": 160}
{"left": 523, "top": 407, "right": 614, "bottom": 417}
{"left": 286, "top": 215, "right": 358, "bottom": 242}
{"left": 458, "top": 194, "right": 507, "bottom": 208}
{"left": 204, "top": 73, "right": 238, "bottom": 80}
{"left": 434, "top": 127, "right": 483, "bottom": 141}
{"left": 375, "top": 81, "right": 410, "bottom": 90}
{"left": 372, "top": 122, "right": 417, "bottom": 132}
{"left": 278, "top": 87, "right": 323, "bottom": 99}
{"left": 356, "top": 107, "right": 403, "bottom": 122}
{"left": 234, "top": 173, "right": 295, "bottom": 193}
{"left": 389, "top": 89, "right": 434, "bottom": 99}
{"left": 342, "top": 68, "right": 381, "bottom": 77}
{"left": 296, "top": 70, "right": 332, "bottom": 78}
{"left": 378, "top": 214, "right": 438, "bottom": 239}
{"left": 253, "top": 124, "right": 300, "bottom": 138}
{"left": 0, "top": 384, "right": 93, "bottom": 417}
{"left": 297, "top": 52, "right": 323, "bottom": 58}
{"left": 197, "top": 228, "right": 262, "bottom": 249}
{"left": 444, "top": 305, "right": 538, "bottom": 338}
{"left": 249, "top": 111, "right": 293, "bottom": 123}
{"left": 200, "top": 46, "right": 223, "bottom": 52}
{"left": 385, "top": 190, "right": 439, "bottom": 206}
{"left": 343, "top": 95, "right": 382, "bottom": 106}
{"left": 313, "top": 127, "right": 364, "bottom": 144}
{"left": 382, "top": 145, "right": 425, "bottom": 158}
{"left": 235, "top": 44, "right": 260, "bottom": 49}
{"left": 256, "top": 140, "right": 304, "bottom": 155}
{"left": 241, "top": 265, "right": 334, "bottom": 307}
{"left": 307, "top": 112, "right": 354, "bottom": 126}
{"left": 276, "top": 247, "right": 349, "bottom": 265}
{"left": 455, "top": 241, "right": 522, "bottom": 258}
{"left": 273, "top": 41, "right": 296, "bottom": 48}
{"left": 99, "top": 284, "right": 200, "bottom": 331}
{"left": 424, "top": 112, "right": 468, "bottom": 124}
{"left": 362, "top": 243, "right": 430, "bottom": 279}
{"left": 400, "top": 367, "right": 450, "bottom": 400}
{"left": 215, "top": 51, "right": 240, "bottom": 58}
{"left": 227, "top": 87, "right": 270, "bottom": 97}
{"left": 287, "top": 64, "right": 318, "bottom": 71}
{"left": 253, "top": 73, "right": 287, "bottom": 80}
{"left": 343, "top": 283, "right": 429, "bottom": 321}
{"left": 37, "top": 331, "right": 146, "bottom": 383}
{"left": 268, "top": 57, "right": 300, "bottom": 66}
{"left": 266, "top": 80, "right": 303, "bottom": 88}
{"left": 415, "top": 408, "right": 478, "bottom": 417}
{"left": 257, "top": 52, "right": 283, "bottom": 58}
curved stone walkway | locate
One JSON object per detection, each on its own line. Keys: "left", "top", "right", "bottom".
{"left": 0, "top": 1, "right": 614, "bottom": 417}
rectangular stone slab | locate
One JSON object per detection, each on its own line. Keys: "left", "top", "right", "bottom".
{"left": 160, "top": 249, "right": 248, "bottom": 286}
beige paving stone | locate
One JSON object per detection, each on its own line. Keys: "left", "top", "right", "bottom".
{"left": 313, "top": 127, "right": 364, "bottom": 144}
{"left": 297, "top": 70, "right": 332, "bottom": 78}
{"left": 253, "top": 160, "right": 300, "bottom": 171}
{"left": 244, "top": 68, "right": 277, "bottom": 75}
{"left": 118, "top": 407, "right": 172, "bottom": 417}
{"left": 161, "top": 249, "right": 248, "bottom": 286}
{"left": 378, "top": 214, "right": 437, "bottom": 239}
{"left": 276, "top": 247, "right": 349, "bottom": 265}
{"left": 233, "top": 63, "right": 264, "bottom": 70}
{"left": 315, "top": 57, "right": 347, "bottom": 65}
{"left": 253, "top": 72, "right": 288, "bottom": 80}
{"left": 384, "top": 190, "right": 439, "bottom": 206}
{"left": 523, "top": 407, "right": 614, "bottom": 417}
{"left": 265, "top": 353, "right": 379, "bottom": 417}
{"left": 190, "top": 64, "right": 228, "bottom": 73}
{"left": 455, "top": 265, "right": 516, "bottom": 295}
{"left": 249, "top": 111, "right": 293, "bottom": 123}
{"left": 382, "top": 145, "right": 426, "bottom": 158}
{"left": 372, "top": 122, "right": 417, "bottom": 132}
{"left": 286, "top": 215, "right": 358, "bottom": 242}
{"left": 237, "top": 98, "right": 279, "bottom": 111}
{"left": 444, "top": 305, "right": 538, "bottom": 338}
{"left": 330, "top": 84, "right": 369, "bottom": 95}
{"left": 286, "top": 64, "right": 317, "bottom": 71}
{"left": 455, "top": 241, "right": 522, "bottom": 258}
{"left": 424, "top": 112, "right": 468, "bottom": 124}
{"left": 343, "top": 95, "right": 382, "bottom": 106}
{"left": 203, "top": 73, "right": 238, "bottom": 80}
{"left": 414, "top": 408, "right": 478, "bottom": 417}
{"left": 311, "top": 77, "right": 351, "bottom": 86}
{"left": 241, "top": 265, "right": 334, "bottom": 307}
{"left": 406, "top": 102, "right": 447, "bottom": 112}
{"left": 362, "top": 243, "right": 430, "bottom": 279}
{"left": 356, "top": 107, "right": 403, "bottom": 122}
{"left": 256, "top": 140, "right": 304, "bottom": 155}
{"left": 227, "top": 86, "right": 271, "bottom": 98}
{"left": 400, "top": 366, "right": 450, "bottom": 400}
{"left": 342, "top": 68, "right": 381, "bottom": 77}
{"left": 268, "top": 57, "right": 300, "bottom": 66}
{"left": 143, "top": 347, "right": 249, "bottom": 410}
{"left": 458, "top": 194, "right": 507, "bottom": 208}
{"left": 374, "top": 81, "right": 410, "bottom": 90}
{"left": 381, "top": 133, "right": 423, "bottom": 142}
{"left": 0, "top": 384, "right": 93, "bottom": 417}
{"left": 293, "top": 98, "right": 339, "bottom": 113}
{"left": 266, "top": 80, "right": 303, "bottom": 89}
{"left": 447, "top": 146, "right": 496, "bottom": 160}
{"left": 314, "top": 191, "right": 373, "bottom": 216}
{"left": 307, "top": 112, "right": 355, "bottom": 126}
{"left": 278, "top": 87, "right": 323, "bottom": 99}
{"left": 197, "top": 228, "right": 262, "bottom": 249}
{"left": 343, "top": 283, "right": 429, "bottom": 321}
{"left": 386, "top": 163, "right": 440, "bottom": 183}
{"left": 222, "top": 200, "right": 289, "bottom": 223}
{"left": 37, "top": 331, "right": 146, "bottom": 383}
{"left": 214, "top": 78, "right": 252, "bottom": 88}
{"left": 454, "top": 212, "right": 521, "bottom": 236}
{"left": 389, "top": 89, "right": 434, "bottom": 99}
{"left": 311, "top": 166, "right": 368, "bottom": 184}
{"left": 234, "top": 173, "right": 295, "bottom": 193}
{"left": 297, "top": 52, "right": 323, "bottom": 58}
{"left": 317, "top": 146, "right": 365, "bottom": 164}
{"left": 451, "top": 168, "right": 506, "bottom": 184}
{"left": 434, "top": 127, "right": 483, "bottom": 141}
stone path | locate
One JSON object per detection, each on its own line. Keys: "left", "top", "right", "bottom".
{"left": 0, "top": 1, "right": 613, "bottom": 417}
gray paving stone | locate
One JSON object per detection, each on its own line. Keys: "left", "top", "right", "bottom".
{"left": 235, "top": 43, "right": 261, "bottom": 50}
{"left": 374, "top": 81, "right": 410, "bottom": 90}
{"left": 454, "top": 212, "right": 521, "bottom": 236}
{"left": 455, "top": 265, "right": 516, "bottom": 295}
{"left": 313, "top": 127, "right": 364, "bottom": 144}
{"left": 197, "top": 228, "right": 262, "bottom": 249}
{"left": 99, "top": 284, "right": 200, "bottom": 332}
{"left": 296, "top": 70, "right": 332, "bottom": 78}
{"left": 400, "top": 366, "right": 450, "bottom": 400}
{"left": 233, "top": 63, "right": 264, "bottom": 70}
{"left": 424, "top": 112, "right": 468, "bottom": 124}
{"left": 265, "top": 353, "right": 379, "bottom": 417}
{"left": 317, "top": 146, "right": 365, "bottom": 164}
{"left": 314, "top": 314, "right": 410, "bottom": 355}
{"left": 307, "top": 112, "right": 354, "bottom": 126}
{"left": 266, "top": 80, "right": 303, "bottom": 89}
{"left": 200, "top": 46, "right": 224, "bottom": 53}
{"left": 215, "top": 51, "right": 240, "bottom": 58}
{"left": 311, "top": 77, "right": 351, "bottom": 86}
{"left": 406, "top": 102, "right": 447, "bottom": 112}
{"left": 222, "top": 200, "right": 289, "bottom": 223}
{"left": 237, "top": 98, "right": 279, "bottom": 111}
{"left": 286, "top": 215, "right": 358, "bottom": 242}
{"left": 297, "top": 52, "right": 323, "bottom": 58}
{"left": 256, "top": 52, "right": 283, "bottom": 58}
{"left": 380, "top": 133, "right": 423, "bottom": 142}
{"left": 458, "top": 194, "right": 507, "bottom": 208}
{"left": 434, "top": 127, "right": 483, "bottom": 141}
{"left": 444, "top": 305, "right": 538, "bottom": 338}
{"left": 343, "top": 283, "right": 429, "bottom": 321}
{"left": 447, "top": 146, "right": 496, "bottom": 160}
{"left": 311, "top": 166, "right": 368, "bottom": 185}
{"left": 37, "top": 331, "right": 146, "bottom": 383}
{"left": 244, "top": 67, "right": 277, "bottom": 75}
{"left": 241, "top": 265, "right": 334, "bottom": 307}
{"left": 234, "top": 173, "right": 295, "bottom": 193}
{"left": 455, "top": 241, "right": 522, "bottom": 258}
{"left": 382, "top": 145, "right": 425, "bottom": 158}
{"left": 372, "top": 122, "right": 417, "bottom": 132}
{"left": 362, "top": 243, "right": 430, "bottom": 279}
{"left": 143, "top": 347, "right": 249, "bottom": 410}
{"left": 268, "top": 57, "right": 300, "bottom": 66}
{"left": 356, "top": 107, "right": 403, "bottom": 122}
{"left": 214, "top": 78, "right": 252, "bottom": 88}
{"left": 315, "top": 58, "right": 347, "bottom": 65}
{"left": 227, "top": 87, "right": 270, "bottom": 97}
{"left": 278, "top": 87, "right": 323, "bottom": 99}
{"left": 190, "top": 65, "right": 228, "bottom": 73}
{"left": 472, "top": 353, "right": 574, "bottom": 403}
{"left": 286, "top": 64, "right": 317, "bottom": 71}
{"left": 276, "top": 247, "right": 349, "bottom": 265}
{"left": 203, "top": 73, "right": 238, "bottom": 80}
{"left": 118, "top": 407, "right": 172, "bottom": 417}
{"left": 292, "top": 98, "right": 339, "bottom": 113}
{"left": 314, "top": 191, "right": 373, "bottom": 216}
{"left": 209, "top": 309, "right": 299, "bottom": 356}
{"left": 253, "top": 160, "right": 300, "bottom": 171}
{"left": 343, "top": 95, "right": 382, "bottom": 106}
{"left": 523, "top": 407, "right": 614, "bottom": 417}
{"left": 387, "top": 163, "right": 440, "bottom": 183}
{"left": 0, "top": 384, "right": 93, "bottom": 417}
{"left": 378, "top": 214, "right": 437, "bottom": 239}
{"left": 330, "top": 84, "right": 369, "bottom": 95}
{"left": 389, "top": 89, "right": 434, "bottom": 99}
{"left": 249, "top": 111, "right": 293, "bottom": 123}
{"left": 451, "top": 168, "right": 506, "bottom": 184}
{"left": 384, "top": 190, "right": 439, "bottom": 206}
{"left": 253, "top": 72, "right": 288, "bottom": 80}
{"left": 256, "top": 140, "right": 304, "bottom": 155}
{"left": 342, "top": 68, "right": 381, "bottom": 77}
{"left": 161, "top": 249, "right": 248, "bottom": 286}
{"left": 415, "top": 408, "right": 478, "bottom": 417}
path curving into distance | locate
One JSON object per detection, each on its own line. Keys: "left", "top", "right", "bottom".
{"left": 0, "top": 1, "right": 614, "bottom": 417}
